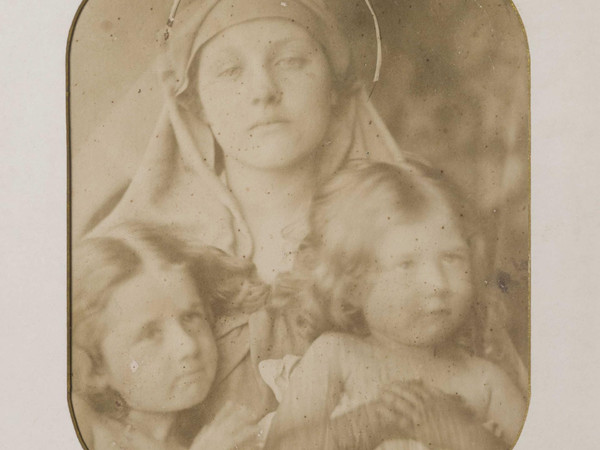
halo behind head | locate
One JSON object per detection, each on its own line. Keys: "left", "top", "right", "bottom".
{"left": 162, "top": 0, "right": 351, "bottom": 98}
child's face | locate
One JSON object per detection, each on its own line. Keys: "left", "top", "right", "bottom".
{"left": 362, "top": 208, "right": 473, "bottom": 347}
{"left": 99, "top": 266, "right": 218, "bottom": 413}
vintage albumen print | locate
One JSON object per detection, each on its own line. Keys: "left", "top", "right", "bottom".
{"left": 68, "top": 0, "right": 530, "bottom": 448}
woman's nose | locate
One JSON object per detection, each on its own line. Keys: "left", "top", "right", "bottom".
{"left": 250, "top": 65, "right": 282, "bottom": 105}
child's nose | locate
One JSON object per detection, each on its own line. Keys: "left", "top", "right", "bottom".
{"left": 171, "top": 324, "right": 200, "bottom": 359}
{"left": 423, "top": 261, "right": 450, "bottom": 298}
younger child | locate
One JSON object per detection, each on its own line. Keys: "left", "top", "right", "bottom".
{"left": 264, "top": 160, "right": 528, "bottom": 450}
{"left": 71, "top": 228, "right": 265, "bottom": 449}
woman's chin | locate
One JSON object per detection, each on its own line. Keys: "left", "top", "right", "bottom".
{"left": 227, "top": 144, "right": 317, "bottom": 172}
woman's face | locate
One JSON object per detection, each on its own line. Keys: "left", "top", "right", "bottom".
{"left": 197, "top": 18, "right": 335, "bottom": 171}
{"left": 99, "top": 266, "right": 218, "bottom": 413}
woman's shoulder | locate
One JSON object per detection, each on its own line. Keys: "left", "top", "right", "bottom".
{"left": 292, "top": 332, "right": 372, "bottom": 383}
{"left": 305, "top": 332, "right": 374, "bottom": 367}
{"left": 305, "top": 331, "right": 346, "bottom": 353}
{"left": 310, "top": 331, "right": 366, "bottom": 351}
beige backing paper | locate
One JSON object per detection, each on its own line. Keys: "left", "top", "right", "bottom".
{"left": 1, "top": 0, "right": 599, "bottom": 448}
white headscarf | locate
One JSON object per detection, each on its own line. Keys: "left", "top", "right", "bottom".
{"left": 84, "top": 0, "right": 404, "bottom": 262}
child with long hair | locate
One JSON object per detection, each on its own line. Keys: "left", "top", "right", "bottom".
{"left": 264, "top": 160, "right": 527, "bottom": 449}
{"left": 71, "top": 226, "right": 269, "bottom": 449}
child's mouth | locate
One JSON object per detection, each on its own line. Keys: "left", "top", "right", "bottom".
{"left": 175, "top": 367, "right": 205, "bottom": 385}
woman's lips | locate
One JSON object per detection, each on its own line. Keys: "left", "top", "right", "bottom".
{"left": 423, "top": 309, "right": 452, "bottom": 320}
{"left": 249, "top": 119, "right": 289, "bottom": 131}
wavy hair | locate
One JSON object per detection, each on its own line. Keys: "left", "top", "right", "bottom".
{"left": 298, "top": 158, "right": 502, "bottom": 355}
{"left": 71, "top": 224, "right": 270, "bottom": 418}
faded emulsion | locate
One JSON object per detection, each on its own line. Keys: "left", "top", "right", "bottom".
{"left": 68, "top": 0, "right": 529, "bottom": 449}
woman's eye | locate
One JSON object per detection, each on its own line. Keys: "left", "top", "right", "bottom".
{"left": 442, "top": 253, "right": 466, "bottom": 264}
{"left": 218, "top": 65, "right": 242, "bottom": 78}
{"left": 275, "top": 56, "right": 307, "bottom": 69}
{"left": 397, "top": 260, "right": 414, "bottom": 270}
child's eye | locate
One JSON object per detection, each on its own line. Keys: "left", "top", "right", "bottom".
{"left": 138, "top": 324, "right": 162, "bottom": 342}
{"left": 181, "top": 311, "right": 207, "bottom": 331}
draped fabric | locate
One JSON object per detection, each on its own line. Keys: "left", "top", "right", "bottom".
{"left": 87, "top": 0, "right": 404, "bottom": 256}
{"left": 80, "top": 0, "right": 405, "bottom": 434}
{"left": 75, "top": 0, "right": 526, "bottom": 437}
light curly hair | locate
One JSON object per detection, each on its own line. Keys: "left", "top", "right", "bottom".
{"left": 71, "top": 224, "right": 269, "bottom": 418}
{"left": 295, "top": 158, "right": 502, "bottom": 355}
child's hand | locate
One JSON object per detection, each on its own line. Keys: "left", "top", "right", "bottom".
{"left": 367, "top": 396, "right": 415, "bottom": 441}
{"left": 380, "top": 380, "right": 504, "bottom": 450}
{"left": 190, "top": 402, "right": 262, "bottom": 450}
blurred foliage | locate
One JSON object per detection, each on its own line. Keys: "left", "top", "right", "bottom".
{"left": 335, "top": 0, "right": 530, "bottom": 364}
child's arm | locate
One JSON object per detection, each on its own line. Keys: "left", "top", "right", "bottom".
{"left": 327, "top": 399, "right": 414, "bottom": 449}
{"left": 381, "top": 380, "right": 509, "bottom": 450}
{"left": 264, "top": 333, "right": 414, "bottom": 450}
{"left": 481, "top": 360, "right": 528, "bottom": 446}
{"left": 263, "top": 333, "right": 346, "bottom": 449}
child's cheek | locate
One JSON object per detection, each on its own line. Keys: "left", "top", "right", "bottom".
{"left": 122, "top": 354, "right": 150, "bottom": 388}
{"left": 129, "top": 358, "right": 140, "bottom": 374}
{"left": 372, "top": 270, "right": 411, "bottom": 294}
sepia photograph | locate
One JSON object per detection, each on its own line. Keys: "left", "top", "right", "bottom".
{"left": 67, "top": 0, "right": 530, "bottom": 448}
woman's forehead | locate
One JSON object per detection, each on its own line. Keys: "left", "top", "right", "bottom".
{"left": 199, "top": 18, "right": 318, "bottom": 58}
